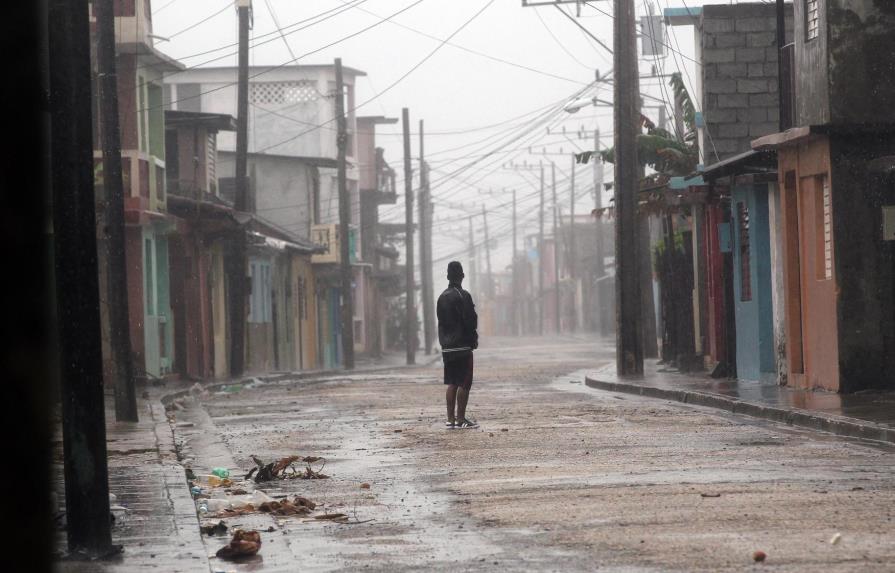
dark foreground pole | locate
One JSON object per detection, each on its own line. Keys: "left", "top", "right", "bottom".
{"left": 613, "top": 0, "right": 644, "bottom": 375}
{"left": 335, "top": 58, "right": 355, "bottom": 370}
{"left": 96, "top": 0, "right": 138, "bottom": 422}
{"left": 402, "top": 108, "right": 417, "bottom": 364}
{"left": 4, "top": 1, "right": 53, "bottom": 568}
{"left": 48, "top": 0, "right": 116, "bottom": 556}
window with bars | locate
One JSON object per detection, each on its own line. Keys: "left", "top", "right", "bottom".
{"left": 806, "top": 0, "right": 819, "bottom": 41}
{"left": 737, "top": 201, "right": 752, "bottom": 302}
{"left": 249, "top": 81, "right": 320, "bottom": 105}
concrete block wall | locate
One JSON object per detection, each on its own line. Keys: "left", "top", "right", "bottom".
{"left": 701, "top": 3, "right": 793, "bottom": 163}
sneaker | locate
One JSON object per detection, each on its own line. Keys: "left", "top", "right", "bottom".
{"left": 456, "top": 418, "right": 478, "bottom": 429}
{"left": 444, "top": 420, "right": 455, "bottom": 429}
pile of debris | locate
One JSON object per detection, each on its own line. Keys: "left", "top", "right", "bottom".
{"left": 246, "top": 455, "right": 329, "bottom": 482}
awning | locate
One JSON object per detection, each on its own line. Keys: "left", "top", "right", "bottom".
{"left": 701, "top": 149, "right": 777, "bottom": 181}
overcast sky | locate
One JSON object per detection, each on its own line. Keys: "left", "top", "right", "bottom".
{"left": 153, "top": 0, "right": 701, "bottom": 274}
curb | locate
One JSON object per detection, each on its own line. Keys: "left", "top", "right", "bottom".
{"left": 159, "top": 354, "right": 441, "bottom": 407}
{"left": 584, "top": 376, "right": 895, "bottom": 445}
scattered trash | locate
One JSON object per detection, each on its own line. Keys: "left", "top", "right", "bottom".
{"left": 394, "top": 429, "right": 403, "bottom": 433}
{"left": 200, "top": 521, "right": 229, "bottom": 536}
{"left": 851, "top": 486, "right": 864, "bottom": 491}
{"left": 360, "top": 483, "right": 371, "bottom": 489}
{"left": 752, "top": 550, "right": 767, "bottom": 562}
{"left": 700, "top": 493, "right": 721, "bottom": 498}
{"left": 247, "top": 455, "right": 329, "bottom": 482}
{"left": 500, "top": 428, "right": 508, "bottom": 432}
{"left": 186, "top": 468, "right": 197, "bottom": 481}
{"left": 176, "top": 422, "right": 195, "bottom": 428}
{"left": 195, "top": 474, "right": 232, "bottom": 488}
{"left": 216, "top": 529, "right": 261, "bottom": 560}
{"left": 258, "top": 499, "right": 312, "bottom": 516}
{"left": 312, "top": 513, "right": 349, "bottom": 523}
{"left": 191, "top": 486, "right": 202, "bottom": 496}
{"left": 219, "top": 384, "right": 244, "bottom": 394}
{"left": 212, "top": 468, "right": 231, "bottom": 479}
{"left": 830, "top": 532, "right": 842, "bottom": 545}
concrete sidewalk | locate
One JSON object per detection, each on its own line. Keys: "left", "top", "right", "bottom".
{"left": 585, "top": 361, "right": 895, "bottom": 444}
{"left": 51, "top": 352, "right": 439, "bottom": 571}
{"left": 52, "top": 383, "right": 209, "bottom": 572}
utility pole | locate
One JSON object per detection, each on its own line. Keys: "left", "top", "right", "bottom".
{"left": 419, "top": 120, "right": 434, "bottom": 355}
{"left": 593, "top": 126, "right": 608, "bottom": 336}
{"left": 230, "top": 0, "right": 252, "bottom": 378}
{"left": 49, "top": 0, "right": 116, "bottom": 555}
{"left": 538, "top": 162, "right": 545, "bottom": 336}
{"left": 551, "top": 162, "right": 561, "bottom": 333}
{"left": 569, "top": 154, "right": 577, "bottom": 331}
{"left": 512, "top": 188, "right": 519, "bottom": 335}
{"left": 96, "top": 0, "right": 137, "bottom": 422}
{"left": 614, "top": 0, "right": 644, "bottom": 375}
{"left": 482, "top": 204, "right": 493, "bottom": 299}
{"left": 402, "top": 108, "right": 416, "bottom": 365}
{"left": 468, "top": 214, "right": 477, "bottom": 298}
{"left": 335, "top": 58, "right": 354, "bottom": 370}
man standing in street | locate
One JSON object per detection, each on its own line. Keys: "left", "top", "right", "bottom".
{"left": 437, "top": 261, "right": 479, "bottom": 429}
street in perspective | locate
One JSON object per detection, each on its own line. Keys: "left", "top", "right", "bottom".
{"left": 21, "top": 0, "right": 895, "bottom": 572}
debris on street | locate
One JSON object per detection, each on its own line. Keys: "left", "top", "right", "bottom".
{"left": 752, "top": 550, "right": 767, "bottom": 562}
{"left": 215, "top": 529, "right": 262, "bottom": 560}
{"left": 830, "top": 532, "right": 842, "bottom": 545}
{"left": 246, "top": 454, "right": 330, "bottom": 482}
{"left": 200, "top": 521, "right": 229, "bottom": 536}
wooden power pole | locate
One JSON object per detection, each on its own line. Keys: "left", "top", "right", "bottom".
{"left": 569, "top": 154, "right": 577, "bottom": 331}
{"left": 49, "top": 0, "right": 115, "bottom": 555}
{"left": 335, "top": 58, "right": 354, "bottom": 369}
{"left": 419, "top": 120, "right": 434, "bottom": 355}
{"left": 96, "top": 0, "right": 137, "bottom": 422}
{"left": 230, "top": 0, "right": 252, "bottom": 377}
{"left": 482, "top": 204, "right": 493, "bottom": 299}
{"left": 538, "top": 162, "right": 545, "bottom": 336}
{"left": 512, "top": 188, "right": 519, "bottom": 335}
{"left": 402, "top": 108, "right": 416, "bottom": 365}
{"left": 614, "top": 0, "right": 644, "bottom": 375}
{"left": 551, "top": 162, "right": 560, "bottom": 333}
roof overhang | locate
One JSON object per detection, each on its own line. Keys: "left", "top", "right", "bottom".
{"left": 117, "top": 42, "right": 184, "bottom": 71}
{"left": 358, "top": 116, "right": 399, "bottom": 125}
{"left": 218, "top": 150, "right": 340, "bottom": 168}
{"left": 702, "top": 149, "right": 777, "bottom": 181}
{"left": 664, "top": 6, "right": 702, "bottom": 26}
{"left": 165, "top": 110, "right": 237, "bottom": 132}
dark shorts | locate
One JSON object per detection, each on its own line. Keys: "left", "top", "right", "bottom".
{"left": 444, "top": 353, "right": 474, "bottom": 390}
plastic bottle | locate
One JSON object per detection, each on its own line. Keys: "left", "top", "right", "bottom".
{"left": 211, "top": 468, "right": 230, "bottom": 479}
{"left": 190, "top": 486, "right": 202, "bottom": 496}
{"left": 204, "top": 498, "right": 231, "bottom": 512}
{"left": 195, "top": 474, "right": 223, "bottom": 487}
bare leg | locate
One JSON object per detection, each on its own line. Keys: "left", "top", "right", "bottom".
{"left": 445, "top": 385, "right": 457, "bottom": 422}
{"left": 456, "top": 385, "right": 469, "bottom": 421}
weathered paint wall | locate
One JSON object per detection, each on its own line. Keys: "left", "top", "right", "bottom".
{"left": 830, "top": 133, "right": 895, "bottom": 392}
{"left": 766, "top": 182, "right": 788, "bottom": 385}
{"left": 731, "top": 183, "right": 775, "bottom": 382}
{"left": 795, "top": 0, "right": 895, "bottom": 126}
{"left": 778, "top": 138, "right": 840, "bottom": 391}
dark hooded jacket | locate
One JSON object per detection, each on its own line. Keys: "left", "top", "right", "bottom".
{"left": 437, "top": 281, "right": 478, "bottom": 361}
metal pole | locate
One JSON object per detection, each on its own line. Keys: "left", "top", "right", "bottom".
{"left": 402, "top": 108, "right": 416, "bottom": 365}
{"left": 468, "top": 214, "right": 477, "bottom": 297}
{"left": 335, "top": 58, "right": 354, "bottom": 370}
{"left": 230, "top": 0, "right": 252, "bottom": 377}
{"left": 594, "top": 127, "right": 608, "bottom": 336}
{"left": 614, "top": 0, "right": 644, "bottom": 375}
{"left": 48, "top": 0, "right": 116, "bottom": 554}
{"left": 96, "top": 0, "right": 138, "bottom": 422}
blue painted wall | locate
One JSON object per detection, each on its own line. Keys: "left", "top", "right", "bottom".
{"left": 731, "top": 184, "right": 775, "bottom": 382}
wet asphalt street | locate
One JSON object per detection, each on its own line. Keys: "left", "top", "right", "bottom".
{"left": 178, "top": 335, "right": 895, "bottom": 572}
